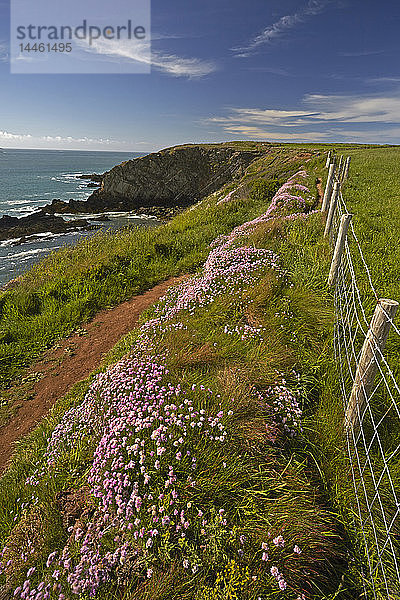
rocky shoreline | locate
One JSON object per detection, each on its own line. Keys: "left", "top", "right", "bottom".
{"left": 0, "top": 212, "right": 94, "bottom": 244}
{"left": 1, "top": 144, "right": 263, "bottom": 243}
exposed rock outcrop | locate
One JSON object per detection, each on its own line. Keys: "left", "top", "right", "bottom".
{"left": 76, "top": 173, "right": 103, "bottom": 183}
{"left": 1, "top": 144, "right": 264, "bottom": 242}
{"left": 43, "top": 145, "right": 263, "bottom": 214}
{"left": 0, "top": 211, "right": 92, "bottom": 243}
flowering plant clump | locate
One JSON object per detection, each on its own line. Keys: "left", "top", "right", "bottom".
{"left": 212, "top": 171, "right": 315, "bottom": 251}
{"left": 223, "top": 323, "right": 267, "bottom": 342}
{"left": 264, "top": 383, "right": 303, "bottom": 438}
{"left": 153, "top": 246, "right": 282, "bottom": 321}
{"left": 133, "top": 171, "right": 311, "bottom": 360}
{"left": 130, "top": 245, "right": 283, "bottom": 365}
{"left": 11, "top": 358, "right": 243, "bottom": 599}
{"left": 1, "top": 170, "right": 327, "bottom": 600}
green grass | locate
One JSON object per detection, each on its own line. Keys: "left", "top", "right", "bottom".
{"left": 1, "top": 142, "right": 400, "bottom": 599}
{"left": 312, "top": 146, "right": 400, "bottom": 600}
{"left": 0, "top": 153, "right": 355, "bottom": 600}
{"left": 0, "top": 147, "right": 309, "bottom": 391}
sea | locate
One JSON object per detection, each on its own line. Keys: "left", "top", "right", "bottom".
{"left": 0, "top": 148, "right": 159, "bottom": 287}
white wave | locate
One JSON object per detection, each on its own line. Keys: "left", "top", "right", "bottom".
{"left": 0, "top": 237, "right": 22, "bottom": 247}
{"left": 127, "top": 214, "right": 157, "bottom": 220}
{"left": 55, "top": 210, "right": 136, "bottom": 220}
{"left": 51, "top": 172, "right": 88, "bottom": 182}
{"left": 6, "top": 247, "right": 58, "bottom": 261}
{"left": 5, "top": 198, "right": 41, "bottom": 205}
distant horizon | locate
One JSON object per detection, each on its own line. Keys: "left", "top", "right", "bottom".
{"left": 2, "top": 1, "right": 400, "bottom": 150}
{"left": 0, "top": 140, "right": 399, "bottom": 153}
{"left": 0, "top": 147, "right": 148, "bottom": 153}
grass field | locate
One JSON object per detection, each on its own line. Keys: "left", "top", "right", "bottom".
{"left": 313, "top": 146, "right": 400, "bottom": 600}
{"left": 0, "top": 143, "right": 399, "bottom": 599}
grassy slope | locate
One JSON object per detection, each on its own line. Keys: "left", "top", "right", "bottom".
{"left": 0, "top": 147, "right": 306, "bottom": 391}
{"left": 0, "top": 151, "right": 351, "bottom": 600}
{"left": 0, "top": 143, "right": 399, "bottom": 600}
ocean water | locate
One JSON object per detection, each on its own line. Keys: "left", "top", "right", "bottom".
{"left": 0, "top": 149, "right": 159, "bottom": 286}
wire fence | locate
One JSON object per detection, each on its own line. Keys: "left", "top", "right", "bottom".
{"left": 323, "top": 155, "right": 400, "bottom": 599}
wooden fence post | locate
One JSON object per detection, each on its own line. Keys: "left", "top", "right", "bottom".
{"left": 325, "top": 151, "right": 332, "bottom": 168}
{"left": 322, "top": 164, "right": 335, "bottom": 212}
{"left": 328, "top": 214, "right": 352, "bottom": 285}
{"left": 337, "top": 155, "right": 343, "bottom": 177}
{"left": 324, "top": 182, "right": 340, "bottom": 237}
{"left": 345, "top": 299, "right": 399, "bottom": 431}
{"left": 339, "top": 156, "right": 347, "bottom": 182}
{"left": 343, "top": 156, "right": 351, "bottom": 181}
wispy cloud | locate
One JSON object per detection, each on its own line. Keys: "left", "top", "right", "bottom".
{"left": 212, "top": 93, "right": 400, "bottom": 126}
{"left": 303, "top": 93, "right": 400, "bottom": 123}
{"left": 209, "top": 108, "right": 317, "bottom": 128}
{"left": 366, "top": 76, "right": 400, "bottom": 85}
{"left": 77, "top": 38, "right": 217, "bottom": 78}
{"left": 232, "top": 0, "right": 330, "bottom": 57}
{"left": 206, "top": 91, "right": 400, "bottom": 143}
{"left": 339, "top": 49, "right": 385, "bottom": 57}
{"left": 213, "top": 125, "right": 330, "bottom": 142}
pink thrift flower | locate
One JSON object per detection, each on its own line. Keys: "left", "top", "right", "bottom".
{"left": 273, "top": 535, "right": 285, "bottom": 547}
{"left": 279, "top": 579, "right": 287, "bottom": 590}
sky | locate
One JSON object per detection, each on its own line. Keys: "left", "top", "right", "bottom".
{"left": 1, "top": 0, "right": 400, "bottom": 151}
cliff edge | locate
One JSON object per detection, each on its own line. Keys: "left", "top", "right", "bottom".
{"left": 45, "top": 144, "right": 264, "bottom": 214}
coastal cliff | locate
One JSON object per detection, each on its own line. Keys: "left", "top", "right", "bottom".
{"left": 45, "top": 144, "right": 263, "bottom": 214}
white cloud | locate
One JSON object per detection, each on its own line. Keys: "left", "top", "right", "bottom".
{"left": 206, "top": 91, "right": 400, "bottom": 143}
{"left": 217, "top": 125, "right": 330, "bottom": 142}
{"left": 0, "top": 130, "right": 135, "bottom": 150}
{"left": 303, "top": 93, "right": 400, "bottom": 123}
{"left": 233, "top": 0, "right": 330, "bottom": 57}
{"left": 209, "top": 92, "right": 400, "bottom": 128}
{"left": 339, "top": 49, "right": 385, "bottom": 57}
{"left": 366, "top": 77, "right": 400, "bottom": 86}
{"left": 209, "top": 108, "right": 318, "bottom": 127}
{"left": 77, "top": 38, "right": 217, "bottom": 78}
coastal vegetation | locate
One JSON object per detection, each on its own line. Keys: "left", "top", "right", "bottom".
{"left": 0, "top": 143, "right": 399, "bottom": 599}
{"left": 0, "top": 146, "right": 308, "bottom": 390}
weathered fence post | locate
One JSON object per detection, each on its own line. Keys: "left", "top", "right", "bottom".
{"left": 339, "top": 156, "right": 348, "bottom": 182}
{"left": 342, "top": 156, "right": 351, "bottom": 182}
{"left": 328, "top": 214, "right": 353, "bottom": 286}
{"left": 325, "top": 151, "right": 332, "bottom": 168}
{"left": 322, "top": 164, "right": 335, "bottom": 211}
{"left": 324, "top": 182, "right": 340, "bottom": 237}
{"left": 336, "top": 155, "right": 343, "bottom": 179}
{"left": 345, "top": 299, "right": 399, "bottom": 431}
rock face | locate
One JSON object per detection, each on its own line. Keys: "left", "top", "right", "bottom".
{"left": 0, "top": 212, "right": 92, "bottom": 242}
{"left": 0, "top": 144, "right": 263, "bottom": 242}
{"left": 51, "top": 145, "right": 262, "bottom": 214}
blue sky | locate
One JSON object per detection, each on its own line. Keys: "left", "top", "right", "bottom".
{"left": 1, "top": 0, "right": 400, "bottom": 151}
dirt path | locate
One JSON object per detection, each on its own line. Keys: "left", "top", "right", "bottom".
{"left": 0, "top": 276, "right": 184, "bottom": 474}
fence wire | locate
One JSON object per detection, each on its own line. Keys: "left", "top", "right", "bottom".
{"left": 328, "top": 167, "right": 400, "bottom": 599}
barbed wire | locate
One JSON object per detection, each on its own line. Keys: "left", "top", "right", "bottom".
{"left": 328, "top": 164, "right": 400, "bottom": 599}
